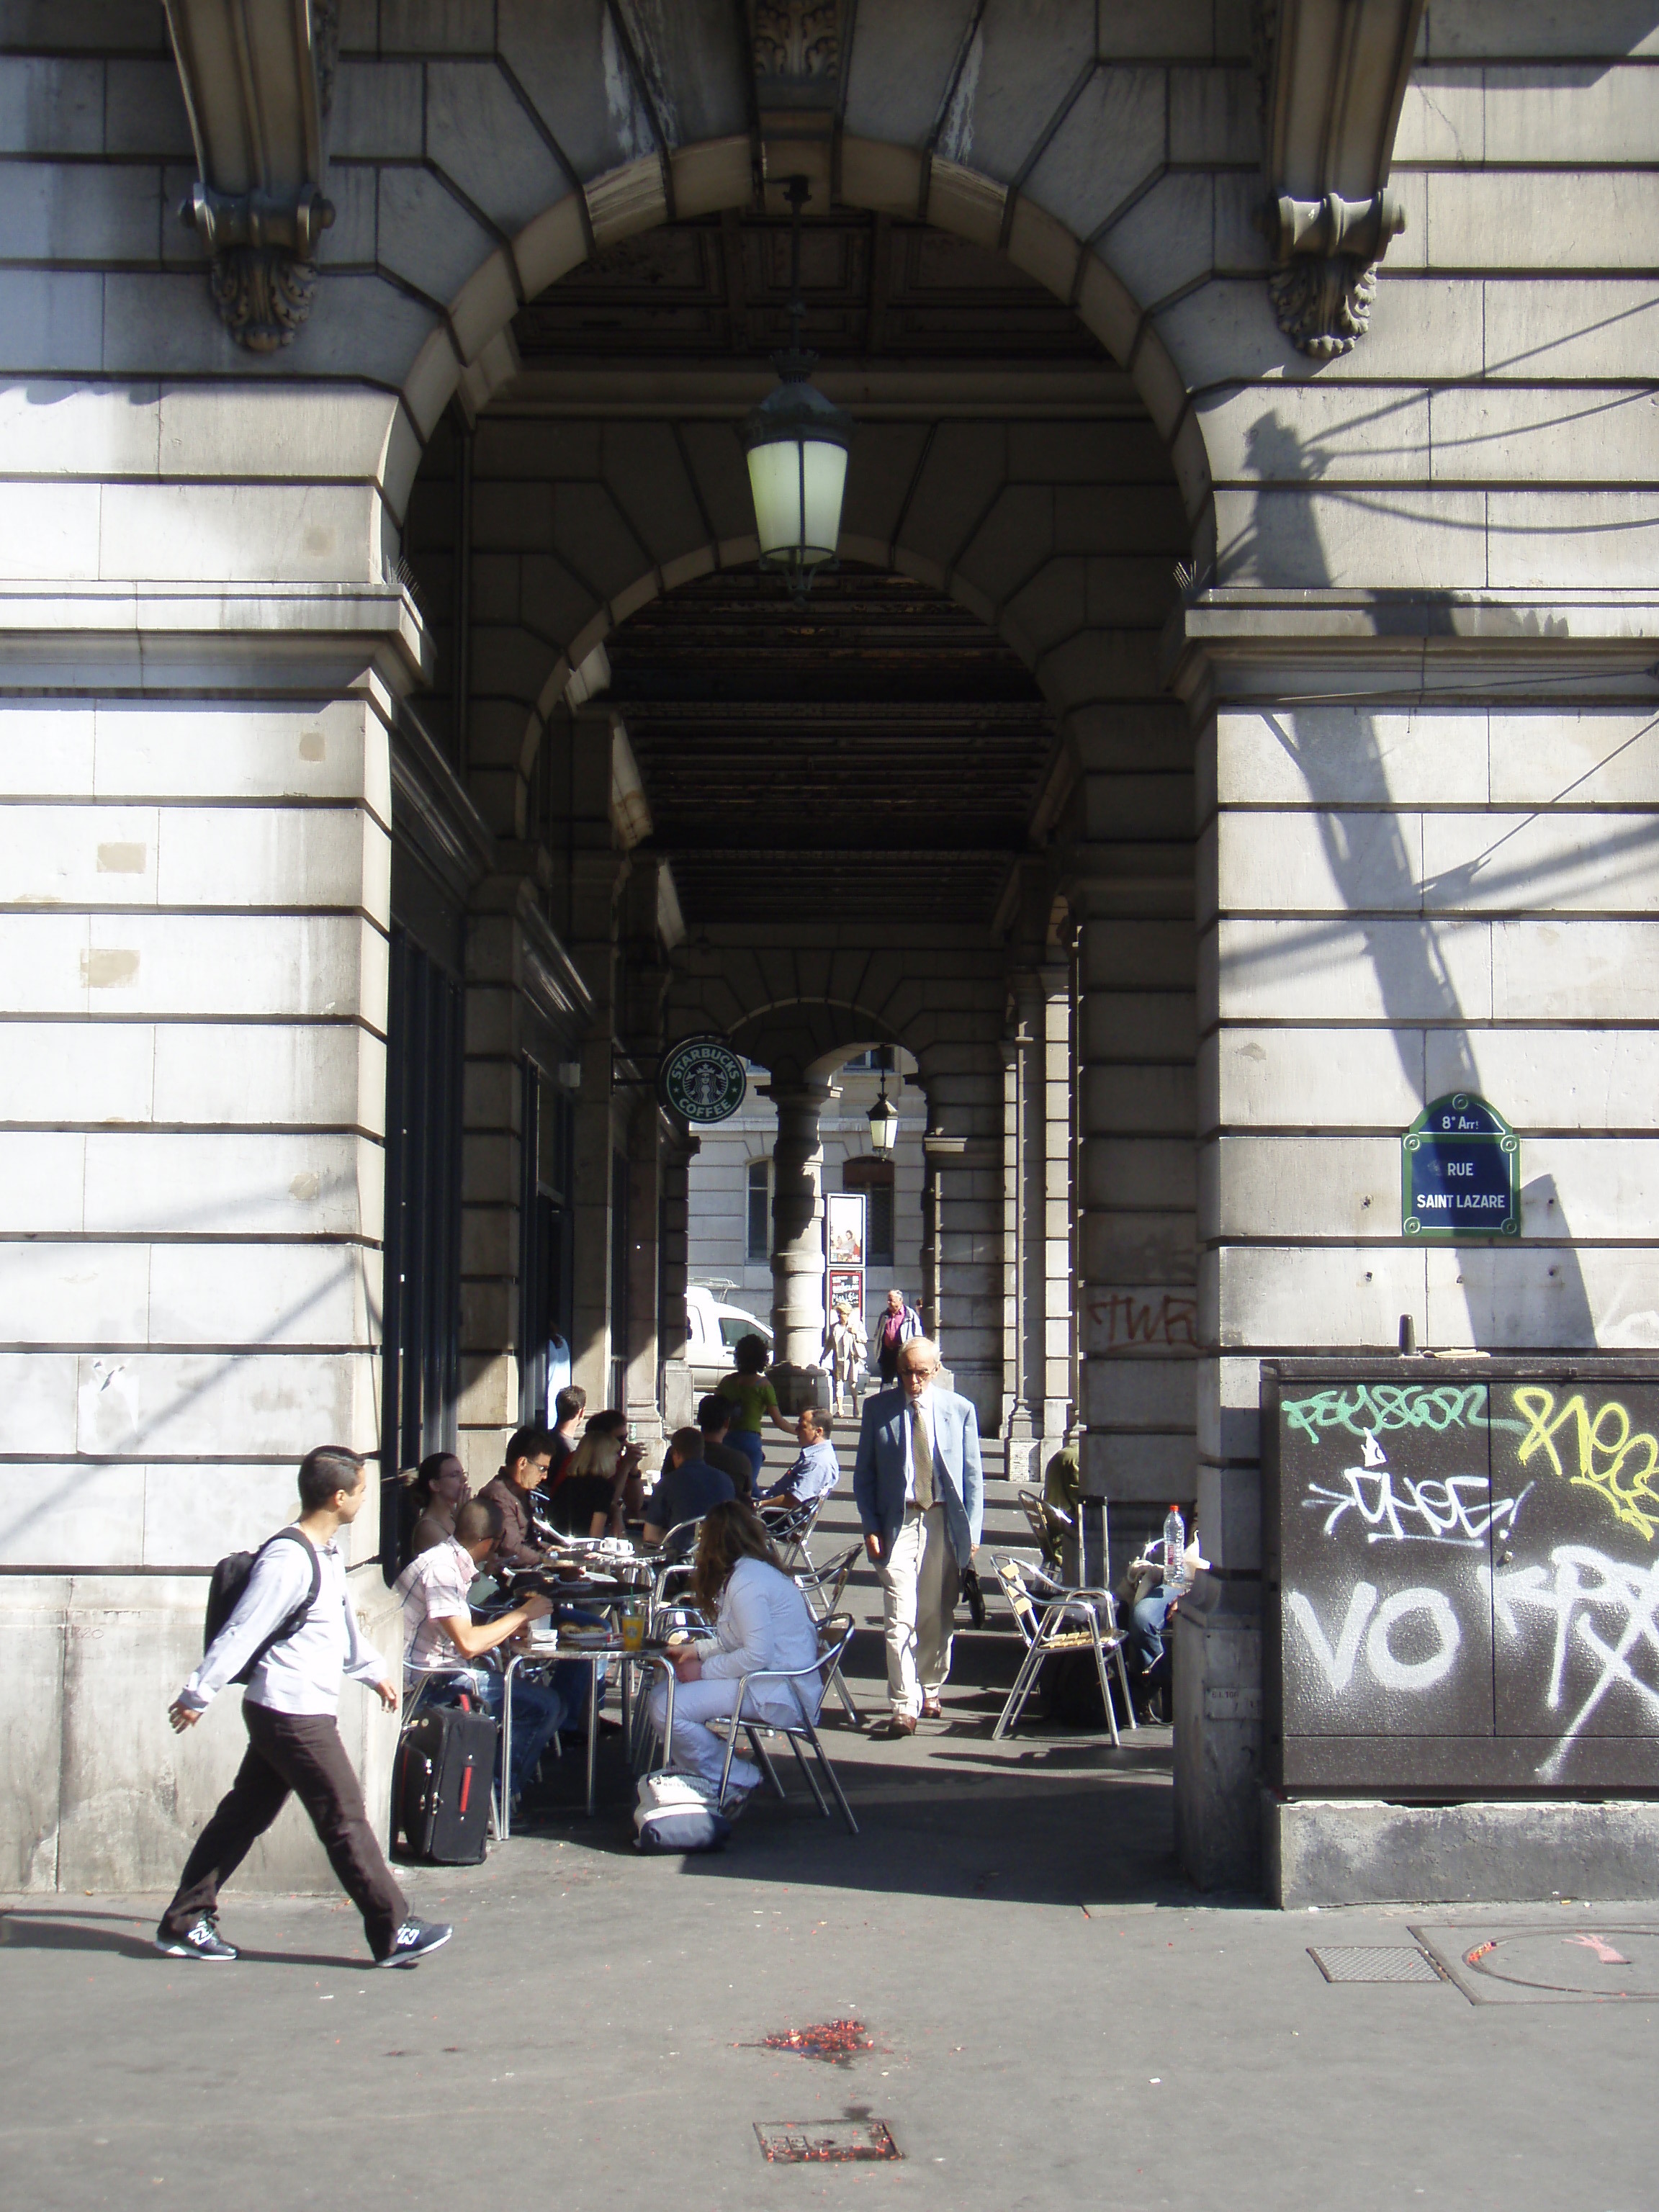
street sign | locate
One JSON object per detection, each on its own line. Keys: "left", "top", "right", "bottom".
{"left": 657, "top": 1034, "right": 747, "bottom": 1125}
{"left": 1402, "top": 1092, "right": 1519, "bottom": 1238}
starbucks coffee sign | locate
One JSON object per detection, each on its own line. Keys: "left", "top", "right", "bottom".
{"left": 658, "top": 1034, "right": 747, "bottom": 1125}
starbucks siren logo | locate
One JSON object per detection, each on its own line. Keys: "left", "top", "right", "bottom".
{"left": 659, "top": 1035, "right": 747, "bottom": 1125}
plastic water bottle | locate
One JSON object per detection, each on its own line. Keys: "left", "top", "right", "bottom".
{"left": 1162, "top": 1504, "right": 1187, "bottom": 1594}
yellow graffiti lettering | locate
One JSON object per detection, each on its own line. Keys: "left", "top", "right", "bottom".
{"left": 1512, "top": 1387, "right": 1659, "bottom": 1544}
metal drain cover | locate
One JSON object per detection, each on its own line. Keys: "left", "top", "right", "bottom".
{"left": 755, "top": 2120, "right": 900, "bottom": 2163}
{"left": 1310, "top": 1945, "right": 1444, "bottom": 1984}
{"left": 1413, "top": 1923, "right": 1659, "bottom": 2004}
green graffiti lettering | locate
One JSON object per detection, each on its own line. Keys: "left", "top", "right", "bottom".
{"left": 1282, "top": 1382, "right": 1513, "bottom": 1447}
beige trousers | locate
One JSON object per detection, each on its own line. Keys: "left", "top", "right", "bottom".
{"left": 877, "top": 1502, "right": 960, "bottom": 1716}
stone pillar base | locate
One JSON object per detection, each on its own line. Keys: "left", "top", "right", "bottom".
{"left": 1266, "top": 1794, "right": 1659, "bottom": 1908}
{"left": 1172, "top": 1574, "right": 1264, "bottom": 1894}
{"left": 1002, "top": 1411, "right": 1038, "bottom": 1486}
{"left": 770, "top": 1361, "right": 830, "bottom": 1415}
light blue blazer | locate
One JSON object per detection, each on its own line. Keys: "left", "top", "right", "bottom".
{"left": 853, "top": 1385, "right": 984, "bottom": 1565}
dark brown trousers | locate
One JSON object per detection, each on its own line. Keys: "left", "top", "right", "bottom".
{"left": 161, "top": 1701, "right": 407, "bottom": 1958}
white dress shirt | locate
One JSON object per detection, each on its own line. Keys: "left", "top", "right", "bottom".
{"left": 393, "top": 1535, "right": 479, "bottom": 1681}
{"left": 178, "top": 1532, "right": 389, "bottom": 1718}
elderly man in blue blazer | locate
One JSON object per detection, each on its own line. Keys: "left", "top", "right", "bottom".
{"left": 853, "top": 1334, "right": 983, "bottom": 1736}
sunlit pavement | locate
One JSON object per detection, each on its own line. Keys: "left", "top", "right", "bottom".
{"left": 4, "top": 1479, "right": 1651, "bottom": 2211}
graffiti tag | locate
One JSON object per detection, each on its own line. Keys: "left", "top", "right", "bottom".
{"left": 1282, "top": 1382, "right": 1521, "bottom": 1447}
{"left": 1287, "top": 1581, "right": 1463, "bottom": 1696}
{"left": 1486, "top": 1544, "right": 1659, "bottom": 1779}
{"left": 1305, "top": 1462, "right": 1531, "bottom": 1550}
{"left": 1087, "top": 1292, "right": 1196, "bottom": 1351}
{"left": 1512, "top": 1387, "right": 1659, "bottom": 1544}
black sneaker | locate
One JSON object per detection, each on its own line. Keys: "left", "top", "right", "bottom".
{"left": 375, "top": 1918, "right": 454, "bottom": 1969}
{"left": 155, "top": 1915, "right": 238, "bottom": 1961}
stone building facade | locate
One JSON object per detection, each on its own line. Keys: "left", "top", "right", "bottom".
{"left": 685, "top": 1053, "right": 929, "bottom": 1359}
{"left": 1, "top": 0, "right": 1655, "bottom": 1897}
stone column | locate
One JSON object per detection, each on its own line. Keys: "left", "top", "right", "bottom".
{"left": 623, "top": 1102, "right": 665, "bottom": 1445}
{"left": 762, "top": 1077, "right": 832, "bottom": 1370}
{"left": 1002, "top": 963, "right": 1074, "bottom": 1482}
{"left": 657, "top": 1125, "right": 698, "bottom": 1431}
{"left": 557, "top": 707, "right": 624, "bottom": 1409}
{"left": 456, "top": 871, "right": 528, "bottom": 1483}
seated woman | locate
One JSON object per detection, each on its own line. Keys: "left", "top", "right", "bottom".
{"left": 403, "top": 1450, "right": 469, "bottom": 1561}
{"left": 544, "top": 1410, "right": 643, "bottom": 1538}
{"left": 647, "top": 1499, "right": 824, "bottom": 1802}
{"left": 715, "top": 1335, "right": 795, "bottom": 1483}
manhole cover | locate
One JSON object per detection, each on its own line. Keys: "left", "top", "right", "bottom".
{"left": 1310, "top": 1946, "right": 1444, "bottom": 1984}
{"left": 755, "top": 2120, "right": 900, "bottom": 2163}
{"left": 1463, "top": 1928, "right": 1659, "bottom": 1997}
{"left": 1413, "top": 1923, "right": 1659, "bottom": 2005}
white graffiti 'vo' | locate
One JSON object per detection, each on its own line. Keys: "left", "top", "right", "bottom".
{"left": 1287, "top": 1582, "right": 1462, "bottom": 1694}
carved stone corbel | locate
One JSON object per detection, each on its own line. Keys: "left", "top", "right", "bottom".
{"left": 165, "top": 1, "right": 335, "bottom": 351}
{"left": 751, "top": 0, "right": 845, "bottom": 204}
{"left": 1255, "top": 0, "right": 1424, "bottom": 359}
{"left": 1259, "top": 189, "right": 1406, "bottom": 359}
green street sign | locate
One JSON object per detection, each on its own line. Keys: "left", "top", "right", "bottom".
{"left": 657, "top": 1034, "right": 747, "bottom": 1125}
{"left": 1402, "top": 1092, "right": 1519, "bottom": 1239}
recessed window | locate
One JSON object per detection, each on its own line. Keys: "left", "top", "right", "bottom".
{"left": 842, "top": 1156, "right": 894, "bottom": 1265}
{"left": 746, "top": 1158, "right": 770, "bottom": 1261}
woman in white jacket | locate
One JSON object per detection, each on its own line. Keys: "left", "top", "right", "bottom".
{"left": 649, "top": 1500, "right": 824, "bottom": 1797}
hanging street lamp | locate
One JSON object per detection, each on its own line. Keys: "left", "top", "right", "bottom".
{"left": 741, "top": 175, "right": 854, "bottom": 603}
{"left": 867, "top": 1071, "right": 899, "bottom": 1158}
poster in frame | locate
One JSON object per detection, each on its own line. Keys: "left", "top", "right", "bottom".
{"left": 826, "top": 1191, "right": 866, "bottom": 1268}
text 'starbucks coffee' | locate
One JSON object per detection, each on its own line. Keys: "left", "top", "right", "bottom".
{"left": 657, "top": 1035, "right": 747, "bottom": 1125}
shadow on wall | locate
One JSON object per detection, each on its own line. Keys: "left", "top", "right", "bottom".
{"left": 1227, "top": 408, "right": 1601, "bottom": 1359}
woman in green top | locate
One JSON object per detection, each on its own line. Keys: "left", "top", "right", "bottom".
{"left": 717, "top": 1334, "right": 794, "bottom": 1481}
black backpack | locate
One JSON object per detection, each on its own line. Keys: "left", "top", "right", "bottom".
{"left": 203, "top": 1529, "right": 322, "bottom": 1684}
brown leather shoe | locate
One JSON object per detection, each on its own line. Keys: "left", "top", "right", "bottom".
{"left": 920, "top": 1697, "right": 944, "bottom": 1719}
{"left": 871, "top": 1713, "right": 917, "bottom": 1738}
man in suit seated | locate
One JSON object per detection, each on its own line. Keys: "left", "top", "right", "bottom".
{"left": 853, "top": 1336, "right": 983, "bottom": 1737}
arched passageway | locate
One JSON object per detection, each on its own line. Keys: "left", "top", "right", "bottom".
{"left": 397, "top": 205, "right": 1197, "bottom": 1531}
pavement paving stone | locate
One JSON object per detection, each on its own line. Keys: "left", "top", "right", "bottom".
{"left": 1, "top": 1468, "right": 1651, "bottom": 2208}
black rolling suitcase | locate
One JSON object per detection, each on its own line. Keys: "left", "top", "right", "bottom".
{"left": 395, "top": 1707, "right": 496, "bottom": 1864}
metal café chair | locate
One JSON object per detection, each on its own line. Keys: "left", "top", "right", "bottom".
{"left": 988, "top": 1552, "right": 1136, "bottom": 1748}
{"left": 760, "top": 1492, "right": 824, "bottom": 1575}
{"left": 793, "top": 1540, "right": 865, "bottom": 1726}
{"left": 1017, "top": 1485, "right": 1073, "bottom": 1571}
{"left": 646, "top": 1517, "right": 706, "bottom": 1635}
{"left": 711, "top": 1614, "right": 861, "bottom": 1835}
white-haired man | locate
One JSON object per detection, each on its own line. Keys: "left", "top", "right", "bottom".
{"left": 853, "top": 1336, "right": 983, "bottom": 1735}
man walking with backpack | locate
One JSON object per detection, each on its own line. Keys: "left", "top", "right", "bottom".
{"left": 156, "top": 1446, "right": 451, "bottom": 1969}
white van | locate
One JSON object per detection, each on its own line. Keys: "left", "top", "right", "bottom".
{"left": 685, "top": 1285, "right": 773, "bottom": 1397}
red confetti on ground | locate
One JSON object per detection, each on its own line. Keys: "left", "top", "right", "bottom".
{"left": 761, "top": 2020, "right": 875, "bottom": 2063}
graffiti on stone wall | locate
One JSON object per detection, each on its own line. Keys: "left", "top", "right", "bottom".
{"left": 1084, "top": 1290, "right": 1197, "bottom": 1353}
{"left": 1278, "top": 1380, "right": 1659, "bottom": 1779}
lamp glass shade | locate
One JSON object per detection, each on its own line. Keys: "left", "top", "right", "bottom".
{"left": 746, "top": 434, "right": 848, "bottom": 570}
{"left": 867, "top": 1091, "right": 899, "bottom": 1156}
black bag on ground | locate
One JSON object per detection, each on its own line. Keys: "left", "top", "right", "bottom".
{"left": 395, "top": 1707, "right": 496, "bottom": 1865}
{"left": 1039, "top": 1647, "right": 1133, "bottom": 1728}
{"left": 202, "top": 1529, "right": 321, "bottom": 1685}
